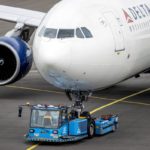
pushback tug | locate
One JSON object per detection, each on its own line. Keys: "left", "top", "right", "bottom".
{"left": 18, "top": 102, "right": 119, "bottom": 143}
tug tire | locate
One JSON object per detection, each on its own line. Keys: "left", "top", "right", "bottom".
{"left": 87, "top": 121, "right": 95, "bottom": 138}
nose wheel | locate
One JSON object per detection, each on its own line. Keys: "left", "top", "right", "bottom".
{"left": 65, "top": 90, "right": 92, "bottom": 117}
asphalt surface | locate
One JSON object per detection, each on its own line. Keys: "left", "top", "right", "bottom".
{"left": 0, "top": 1, "right": 150, "bottom": 150}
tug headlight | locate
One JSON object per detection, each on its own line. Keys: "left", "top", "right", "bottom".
{"left": 29, "top": 129, "right": 35, "bottom": 133}
{"left": 53, "top": 130, "right": 58, "bottom": 134}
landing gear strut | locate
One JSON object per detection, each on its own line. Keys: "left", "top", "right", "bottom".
{"left": 65, "top": 90, "right": 92, "bottom": 117}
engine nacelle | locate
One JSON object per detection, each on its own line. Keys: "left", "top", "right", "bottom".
{"left": 0, "top": 37, "right": 33, "bottom": 85}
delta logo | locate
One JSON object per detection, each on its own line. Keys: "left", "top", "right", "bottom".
{"left": 123, "top": 4, "right": 150, "bottom": 23}
{"left": 123, "top": 10, "right": 133, "bottom": 23}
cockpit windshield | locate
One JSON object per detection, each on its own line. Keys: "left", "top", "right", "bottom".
{"left": 39, "top": 26, "right": 93, "bottom": 39}
{"left": 57, "top": 29, "right": 74, "bottom": 38}
{"left": 30, "top": 109, "right": 60, "bottom": 129}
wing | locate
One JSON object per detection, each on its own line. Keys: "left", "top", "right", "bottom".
{"left": 0, "top": 5, "right": 46, "bottom": 27}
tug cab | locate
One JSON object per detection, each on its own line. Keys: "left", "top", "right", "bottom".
{"left": 30, "top": 105, "right": 68, "bottom": 130}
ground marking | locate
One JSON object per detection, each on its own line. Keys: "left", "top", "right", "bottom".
{"left": 6, "top": 85, "right": 64, "bottom": 95}
{"left": 6, "top": 85, "right": 150, "bottom": 106}
{"left": 26, "top": 144, "right": 39, "bottom": 150}
{"left": 90, "top": 87, "right": 150, "bottom": 114}
{"left": 91, "top": 96, "right": 150, "bottom": 106}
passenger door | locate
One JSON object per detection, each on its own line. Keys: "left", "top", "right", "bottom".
{"left": 103, "top": 12, "right": 125, "bottom": 52}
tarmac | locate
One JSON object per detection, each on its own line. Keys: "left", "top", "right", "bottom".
{"left": 0, "top": 0, "right": 150, "bottom": 150}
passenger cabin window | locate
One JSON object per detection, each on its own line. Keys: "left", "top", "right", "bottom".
{"left": 76, "top": 28, "right": 84, "bottom": 38}
{"left": 57, "top": 29, "right": 74, "bottom": 39}
{"left": 81, "top": 27, "right": 93, "bottom": 38}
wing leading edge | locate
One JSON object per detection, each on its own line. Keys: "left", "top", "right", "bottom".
{"left": 0, "top": 5, "right": 46, "bottom": 27}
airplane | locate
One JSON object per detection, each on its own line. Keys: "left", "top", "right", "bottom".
{"left": 0, "top": 0, "right": 150, "bottom": 111}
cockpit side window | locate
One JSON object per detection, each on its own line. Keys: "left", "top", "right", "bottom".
{"left": 76, "top": 28, "right": 84, "bottom": 38}
{"left": 57, "top": 29, "right": 74, "bottom": 39}
{"left": 38, "top": 27, "right": 57, "bottom": 39}
{"left": 44, "top": 28, "right": 57, "bottom": 38}
{"left": 81, "top": 27, "right": 93, "bottom": 38}
{"left": 38, "top": 26, "right": 46, "bottom": 37}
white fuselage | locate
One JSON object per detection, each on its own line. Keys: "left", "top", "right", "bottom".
{"left": 33, "top": 0, "right": 150, "bottom": 91}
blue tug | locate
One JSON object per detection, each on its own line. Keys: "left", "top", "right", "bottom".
{"left": 18, "top": 103, "right": 118, "bottom": 143}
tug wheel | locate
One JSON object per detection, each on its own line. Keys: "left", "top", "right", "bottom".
{"left": 81, "top": 111, "right": 95, "bottom": 138}
{"left": 88, "top": 121, "right": 95, "bottom": 138}
{"left": 112, "top": 125, "right": 116, "bottom": 132}
{"left": 115, "top": 123, "right": 119, "bottom": 129}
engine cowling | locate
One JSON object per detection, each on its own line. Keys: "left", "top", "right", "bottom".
{"left": 0, "top": 36, "right": 33, "bottom": 85}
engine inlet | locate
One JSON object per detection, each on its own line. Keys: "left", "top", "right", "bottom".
{"left": 0, "top": 45, "right": 17, "bottom": 82}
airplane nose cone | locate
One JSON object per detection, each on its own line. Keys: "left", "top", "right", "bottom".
{"left": 35, "top": 40, "right": 70, "bottom": 67}
{"left": 33, "top": 40, "right": 71, "bottom": 87}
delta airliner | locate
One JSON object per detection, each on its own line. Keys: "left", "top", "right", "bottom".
{"left": 0, "top": 0, "right": 150, "bottom": 101}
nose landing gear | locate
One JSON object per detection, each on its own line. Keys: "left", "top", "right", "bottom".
{"left": 65, "top": 90, "right": 92, "bottom": 117}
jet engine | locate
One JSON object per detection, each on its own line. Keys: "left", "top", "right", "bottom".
{"left": 0, "top": 36, "right": 33, "bottom": 85}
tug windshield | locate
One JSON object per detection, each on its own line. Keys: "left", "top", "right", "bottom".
{"left": 30, "top": 109, "right": 60, "bottom": 129}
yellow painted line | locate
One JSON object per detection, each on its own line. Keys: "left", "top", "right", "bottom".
{"left": 91, "top": 96, "right": 150, "bottom": 106}
{"left": 123, "top": 100, "right": 150, "bottom": 106}
{"left": 6, "top": 85, "right": 116, "bottom": 101}
{"left": 90, "top": 87, "right": 150, "bottom": 114}
{"left": 26, "top": 144, "right": 39, "bottom": 150}
{"left": 6, "top": 85, "right": 64, "bottom": 95}
{"left": 91, "top": 96, "right": 116, "bottom": 101}
{"left": 5, "top": 85, "right": 150, "bottom": 106}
